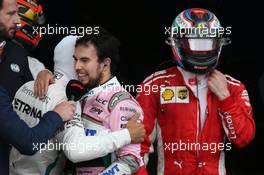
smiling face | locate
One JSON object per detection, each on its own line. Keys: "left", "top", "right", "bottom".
{"left": 0, "top": 0, "right": 20, "bottom": 40}
{"left": 73, "top": 43, "right": 105, "bottom": 89}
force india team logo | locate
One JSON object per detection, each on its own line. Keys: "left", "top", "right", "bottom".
{"left": 160, "top": 86, "right": 189, "bottom": 104}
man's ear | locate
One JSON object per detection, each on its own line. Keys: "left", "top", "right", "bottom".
{"left": 102, "top": 57, "right": 111, "bottom": 69}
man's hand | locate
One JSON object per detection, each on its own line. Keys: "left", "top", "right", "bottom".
{"left": 34, "top": 69, "right": 55, "bottom": 98}
{"left": 126, "top": 113, "right": 146, "bottom": 144}
{"left": 208, "top": 69, "right": 230, "bottom": 101}
{"left": 53, "top": 101, "right": 76, "bottom": 122}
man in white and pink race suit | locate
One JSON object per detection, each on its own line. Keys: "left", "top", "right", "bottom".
{"left": 72, "top": 28, "right": 144, "bottom": 175}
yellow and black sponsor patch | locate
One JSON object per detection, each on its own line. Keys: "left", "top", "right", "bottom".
{"left": 177, "top": 89, "right": 188, "bottom": 100}
{"left": 160, "top": 86, "right": 189, "bottom": 104}
{"left": 162, "top": 89, "right": 175, "bottom": 101}
{"left": 160, "top": 87, "right": 176, "bottom": 104}
{"left": 176, "top": 86, "right": 189, "bottom": 103}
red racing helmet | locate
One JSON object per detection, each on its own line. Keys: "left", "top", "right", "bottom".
{"left": 15, "top": 0, "right": 45, "bottom": 50}
{"left": 166, "top": 8, "right": 231, "bottom": 74}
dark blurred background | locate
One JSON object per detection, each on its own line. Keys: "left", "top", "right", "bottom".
{"left": 35, "top": 0, "right": 261, "bottom": 174}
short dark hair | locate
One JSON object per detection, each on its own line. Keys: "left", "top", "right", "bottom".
{"left": 0, "top": 0, "right": 3, "bottom": 10}
{"left": 75, "top": 28, "right": 120, "bottom": 75}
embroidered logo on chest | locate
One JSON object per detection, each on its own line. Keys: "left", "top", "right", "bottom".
{"left": 10, "top": 63, "right": 20, "bottom": 73}
{"left": 160, "top": 86, "right": 189, "bottom": 104}
{"left": 160, "top": 86, "right": 176, "bottom": 104}
{"left": 176, "top": 86, "right": 189, "bottom": 103}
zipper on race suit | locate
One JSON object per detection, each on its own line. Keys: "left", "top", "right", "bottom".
{"left": 178, "top": 75, "right": 208, "bottom": 170}
{"left": 182, "top": 84, "right": 201, "bottom": 158}
{"left": 196, "top": 99, "right": 201, "bottom": 158}
{"left": 195, "top": 76, "right": 201, "bottom": 158}
{"left": 195, "top": 78, "right": 209, "bottom": 171}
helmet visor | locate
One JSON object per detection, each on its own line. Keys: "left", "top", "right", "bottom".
{"left": 180, "top": 37, "right": 220, "bottom": 56}
{"left": 188, "top": 38, "right": 214, "bottom": 51}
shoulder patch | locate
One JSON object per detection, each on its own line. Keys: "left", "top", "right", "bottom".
{"left": 54, "top": 71, "right": 64, "bottom": 80}
{"left": 108, "top": 91, "right": 131, "bottom": 111}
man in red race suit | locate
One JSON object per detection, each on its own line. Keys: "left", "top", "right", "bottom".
{"left": 135, "top": 8, "right": 256, "bottom": 175}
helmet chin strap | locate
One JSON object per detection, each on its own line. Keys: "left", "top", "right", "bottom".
{"left": 165, "top": 37, "right": 181, "bottom": 48}
{"left": 220, "top": 37, "right": 232, "bottom": 46}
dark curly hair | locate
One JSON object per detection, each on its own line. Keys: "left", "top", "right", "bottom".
{"left": 75, "top": 28, "right": 120, "bottom": 75}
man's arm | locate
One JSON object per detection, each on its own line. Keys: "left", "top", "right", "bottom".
{"left": 60, "top": 102, "right": 145, "bottom": 163}
{"left": 27, "top": 56, "right": 55, "bottom": 98}
{"left": 131, "top": 80, "right": 159, "bottom": 175}
{"left": 208, "top": 70, "right": 256, "bottom": 147}
{"left": 60, "top": 102, "right": 131, "bottom": 163}
{"left": 0, "top": 86, "right": 64, "bottom": 155}
{"left": 218, "top": 79, "right": 256, "bottom": 147}
{"left": 136, "top": 80, "right": 158, "bottom": 166}
{"left": 99, "top": 96, "right": 144, "bottom": 175}
{"left": 27, "top": 56, "right": 46, "bottom": 80}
